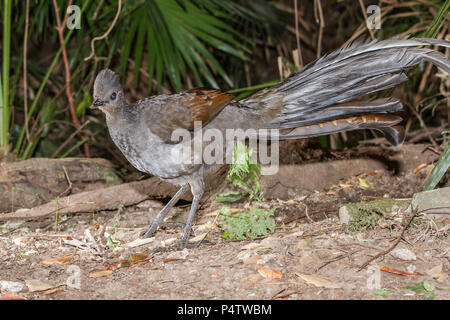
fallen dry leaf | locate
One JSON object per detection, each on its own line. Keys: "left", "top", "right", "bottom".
{"left": 161, "top": 238, "right": 177, "bottom": 247}
{"left": 248, "top": 274, "right": 262, "bottom": 282}
{"left": 25, "top": 279, "right": 54, "bottom": 292}
{"left": 121, "top": 237, "right": 155, "bottom": 249}
{"left": 164, "top": 248, "right": 189, "bottom": 262}
{"left": 413, "top": 163, "right": 428, "bottom": 174}
{"left": 257, "top": 267, "right": 282, "bottom": 280}
{"left": 40, "top": 255, "right": 72, "bottom": 265}
{"left": 89, "top": 270, "right": 113, "bottom": 278}
{"left": 0, "top": 292, "right": 25, "bottom": 300}
{"left": 189, "top": 232, "right": 208, "bottom": 243}
{"left": 130, "top": 252, "right": 149, "bottom": 263}
{"left": 43, "top": 287, "right": 64, "bottom": 295}
{"left": 425, "top": 264, "right": 447, "bottom": 283}
{"left": 296, "top": 273, "right": 341, "bottom": 289}
{"left": 357, "top": 172, "right": 377, "bottom": 178}
{"left": 243, "top": 255, "right": 263, "bottom": 265}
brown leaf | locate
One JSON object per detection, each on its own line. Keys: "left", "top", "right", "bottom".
{"left": 413, "top": 163, "right": 427, "bottom": 174}
{"left": 43, "top": 287, "right": 64, "bottom": 295}
{"left": 130, "top": 253, "right": 149, "bottom": 263}
{"left": 257, "top": 267, "right": 282, "bottom": 280}
{"left": 0, "top": 292, "right": 25, "bottom": 300}
{"left": 40, "top": 255, "right": 72, "bottom": 265}
{"left": 89, "top": 270, "right": 113, "bottom": 278}
{"left": 25, "top": 280, "right": 54, "bottom": 292}
{"left": 296, "top": 273, "right": 341, "bottom": 289}
{"left": 164, "top": 248, "right": 189, "bottom": 262}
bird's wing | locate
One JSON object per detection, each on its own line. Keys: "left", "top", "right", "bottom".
{"left": 145, "top": 88, "right": 234, "bottom": 143}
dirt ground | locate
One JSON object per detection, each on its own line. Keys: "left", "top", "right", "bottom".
{"left": 0, "top": 143, "right": 449, "bottom": 300}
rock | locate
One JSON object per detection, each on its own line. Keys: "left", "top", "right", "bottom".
{"left": 0, "top": 158, "right": 122, "bottom": 213}
{"left": 390, "top": 248, "right": 416, "bottom": 261}
{"left": 410, "top": 187, "right": 450, "bottom": 220}
{"left": 263, "top": 159, "right": 387, "bottom": 199}
{"left": 0, "top": 280, "right": 24, "bottom": 293}
{"left": 339, "top": 206, "right": 351, "bottom": 224}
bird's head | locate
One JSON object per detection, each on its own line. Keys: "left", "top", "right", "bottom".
{"left": 91, "top": 69, "right": 125, "bottom": 112}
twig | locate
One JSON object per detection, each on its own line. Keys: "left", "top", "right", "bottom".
{"left": 58, "top": 166, "right": 73, "bottom": 197}
{"left": 358, "top": 205, "right": 450, "bottom": 271}
{"left": 85, "top": 0, "right": 122, "bottom": 61}
{"left": 52, "top": 0, "right": 91, "bottom": 158}
{"left": 51, "top": 120, "right": 90, "bottom": 158}
{"left": 93, "top": 0, "right": 104, "bottom": 20}
{"left": 358, "top": 0, "right": 376, "bottom": 40}
{"left": 316, "top": 250, "right": 359, "bottom": 271}
{"left": 294, "top": 0, "right": 303, "bottom": 69}
{"left": 314, "top": 0, "right": 325, "bottom": 58}
{"left": 407, "top": 103, "right": 439, "bottom": 148}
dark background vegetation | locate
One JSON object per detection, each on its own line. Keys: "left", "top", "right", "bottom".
{"left": 0, "top": 0, "right": 448, "bottom": 171}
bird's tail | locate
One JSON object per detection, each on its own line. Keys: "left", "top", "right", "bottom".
{"left": 250, "top": 37, "right": 450, "bottom": 145}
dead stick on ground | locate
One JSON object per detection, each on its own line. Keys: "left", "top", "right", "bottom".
{"left": 358, "top": 205, "right": 450, "bottom": 271}
{"left": 0, "top": 178, "right": 176, "bottom": 221}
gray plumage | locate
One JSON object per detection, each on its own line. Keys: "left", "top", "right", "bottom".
{"left": 92, "top": 37, "right": 450, "bottom": 249}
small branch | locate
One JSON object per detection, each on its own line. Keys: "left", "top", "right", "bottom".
{"left": 58, "top": 166, "right": 73, "bottom": 198}
{"left": 51, "top": 120, "right": 90, "bottom": 158}
{"left": 358, "top": 205, "right": 450, "bottom": 271}
{"left": 85, "top": 0, "right": 122, "bottom": 61}
{"left": 52, "top": 0, "right": 91, "bottom": 157}
{"left": 358, "top": 0, "right": 376, "bottom": 40}
{"left": 294, "top": 0, "right": 303, "bottom": 68}
{"left": 314, "top": 0, "right": 325, "bottom": 59}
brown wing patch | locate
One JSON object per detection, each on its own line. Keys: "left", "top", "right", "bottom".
{"left": 183, "top": 88, "right": 234, "bottom": 130}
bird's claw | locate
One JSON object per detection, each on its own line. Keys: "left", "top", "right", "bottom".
{"left": 140, "top": 221, "right": 186, "bottom": 238}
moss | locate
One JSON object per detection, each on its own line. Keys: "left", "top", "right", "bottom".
{"left": 103, "top": 169, "right": 123, "bottom": 186}
{"left": 344, "top": 199, "right": 410, "bottom": 233}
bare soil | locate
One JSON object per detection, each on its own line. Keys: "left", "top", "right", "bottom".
{"left": 0, "top": 143, "right": 449, "bottom": 300}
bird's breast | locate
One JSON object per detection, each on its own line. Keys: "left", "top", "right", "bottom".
{"left": 108, "top": 123, "right": 199, "bottom": 179}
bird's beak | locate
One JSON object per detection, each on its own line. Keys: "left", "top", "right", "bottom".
{"left": 91, "top": 99, "right": 105, "bottom": 109}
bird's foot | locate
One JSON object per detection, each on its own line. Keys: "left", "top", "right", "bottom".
{"left": 140, "top": 221, "right": 186, "bottom": 238}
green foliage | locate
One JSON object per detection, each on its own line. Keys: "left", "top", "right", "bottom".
{"left": 226, "top": 141, "right": 262, "bottom": 202}
{"left": 405, "top": 280, "right": 436, "bottom": 300}
{"left": 1, "top": 0, "right": 12, "bottom": 150}
{"left": 217, "top": 205, "right": 276, "bottom": 241}
{"left": 120, "top": 0, "right": 251, "bottom": 92}
{"left": 344, "top": 199, "right": 411, "bottom": 233}
{"left": 422, "top": 0, "right": 450, "bottom": 38}
{"left": 0, "top": 0, "right": 283, "bottom": 159}
{"left": 374, "top": 288, "right": 388, "bottom": 298}
{"left": 423, "top": 140, "right": 450, "bottom": 191}
{"left": 214, "top": 191, "right": 246, "bottom": 203}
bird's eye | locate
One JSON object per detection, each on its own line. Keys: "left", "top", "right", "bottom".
{"left": 110, "top": 92, "right": 117, "bottom": 100}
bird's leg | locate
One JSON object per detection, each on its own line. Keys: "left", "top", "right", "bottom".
{"left": 141, "top": 184, "right": 189, "bottom": 238}
{"left": 177, "top": 178, "right": 205, "bottom": 249}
